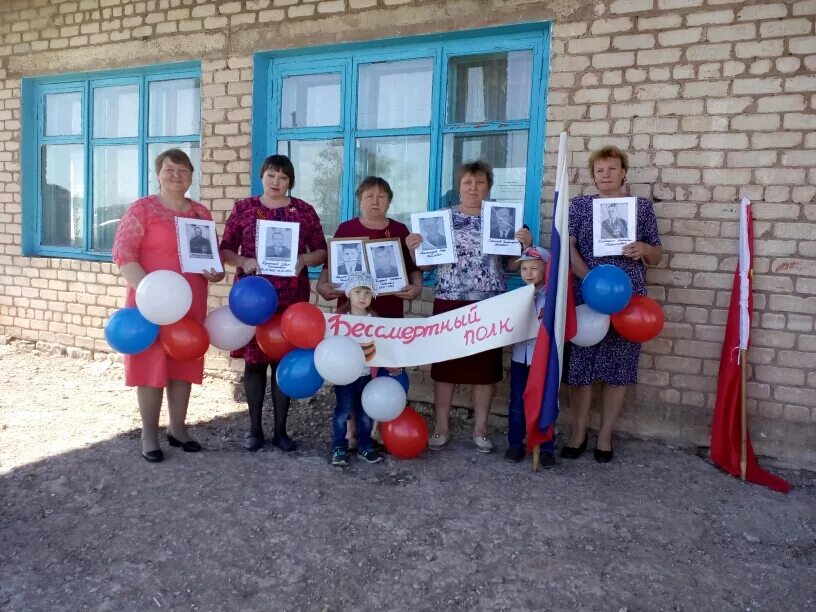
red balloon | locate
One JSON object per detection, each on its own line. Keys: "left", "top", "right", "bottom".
{"left": 610, "top": 295, "right": 665, "bottom": 343}
{"left": 159, "top": 317, "right": 210, "bottom": 361}
{"left": 381, "top": 407, "right": 429, "bottom": 459}
{"left": 256, "top": 314, "right": 295, "bottom": 360}
{"left": 281, "top": 302, "right": 326, "bottom": 349}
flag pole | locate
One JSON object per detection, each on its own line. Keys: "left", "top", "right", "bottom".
{"left": 532, "top": 446, "right": 540, "bottom": 472}
{"left": 739, "top": 349, "right": 747, "bottom": 480}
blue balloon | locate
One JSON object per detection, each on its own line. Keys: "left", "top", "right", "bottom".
{"left": 582, "top": 265, "right": 633, "bottom": 315}
{"left": 375, "top": 367, "right": 410, "bottom": 394}
{"left": 276, "top": 348, "right": 324, "bottom": 399}
{"left": 228, "top": 276, "right": 278, "bottom": 325}
{"left": 104, "top": 307, "right": 159, "bottom": 354}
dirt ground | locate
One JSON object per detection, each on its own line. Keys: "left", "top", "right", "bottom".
{"left": 1, "top": 339, "right": 814, "bottom": 612}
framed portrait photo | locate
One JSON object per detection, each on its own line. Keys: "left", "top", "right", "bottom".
{"left": 592, "top": 196, "right": 637, "bottom": 257}
{"left": 328, "top": 237, "right": 368, "bottom": 284}
{"left": 364, "top": 238, "right": 408, "bottom": 296}
{"left": 411, "top": 210, "right": 455, "bottom": 266}
{"left": 482, "top": 200, "right": 523, "bottom": 256}
{"left": 175, "top": 217, "right": 223, "bottom": 274}
{"left": 255, "top": 219, "right": 300, "bottom": 277}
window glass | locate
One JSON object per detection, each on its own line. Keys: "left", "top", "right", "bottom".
{"left": 281, "top": 73, "right": 341, "bottom": 129}
{"left": 94, "top": 85, "right": 139, "bottom": 138}
{"left": 41, "top": 144, "right": 84, "bottom": 248}
{"left": 44, "top": 92, "right": 82, "bottom": 137}
{"left": 278, "top": 139, "right": 343, "bottom": 235}
{"left": 354, "top": 136, "right": 430, "bottom": 227}
{"left": 92, "top": 145, "right": 139, "bottom": 251}
{"left": 447, "top": 51, "right": 532, "bottom": 123}
{"left": 149, "top": 78, "right": 200, "bottom": 137}
{"left": 357, "top": 59, "right": 433, "bottom": 129}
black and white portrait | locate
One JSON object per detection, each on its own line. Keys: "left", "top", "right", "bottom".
{"left": 329, "top": 238, "right": 368, "bottom": 284}
{"left": 187, "top": 224, "right": 213, "bottom": 256}
{"left": 364, "top": 239, "right": 408, "bottom": 295}
{"left": 481, "top": 201, "right": 524, "bottom": 256}
{"left": 419, "top": 217, "right": 447, "bottom": 252}
{"left": 592, "top": 196, "right": 637, "bottom": 257}
{"left": 410, "top": 210, "right": 456, "bottom": 266}
{"left": 265, "top": 227, "right": 292, "bottom": 260}
{"left": 489, "top": 206, "right": 516, "bottom": 240}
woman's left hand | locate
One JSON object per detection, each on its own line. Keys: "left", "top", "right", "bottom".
{"left": 295, "top": 254, "right": 307, "bottom": 276}
{"left": 622, "top": 241, "right": 650, "bottom": 261}
{"left": 203, "top": 268, "right": 225, "bottom": 282}
{"left": 515, "top": 228, "right": 533, "bottom": 249}
{"left": 394, "top": 283, "right": 422, "bottom": 300}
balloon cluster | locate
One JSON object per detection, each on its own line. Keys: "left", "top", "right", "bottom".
{"left": 573, "top": 265, "right": 664, "bottom": 347}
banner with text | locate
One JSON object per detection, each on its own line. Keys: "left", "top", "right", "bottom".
{"left": 323, "top": 285, "right": 539, "bottom": 367}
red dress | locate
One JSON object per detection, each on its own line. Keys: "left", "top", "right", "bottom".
{"left": 219, "top": 196, "right": 328, "bottom": 365}
{"left": 111, "top": 195, "right": 213, "bottom": 388}
{"left": 331, "top": 217, "right": 419, "bottom": 318}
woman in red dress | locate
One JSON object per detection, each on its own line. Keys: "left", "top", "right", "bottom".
{"left": 112, "top": 149, "right": 225, "bottom": 463}
{"left": 220, "top": 155, "right": 328, "bottom": 452}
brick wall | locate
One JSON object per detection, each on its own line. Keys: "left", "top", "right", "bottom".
{"left": 0, "top": 0, "right": 814, "bottom": 467}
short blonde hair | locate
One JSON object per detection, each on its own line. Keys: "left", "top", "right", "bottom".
{"left": 588, "top": 146, "right": 629, "bottom": 174}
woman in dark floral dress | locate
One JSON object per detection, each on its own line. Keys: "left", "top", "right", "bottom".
{"left": 562, "top": 146, "right": 663, "bottom": 463}
{"left": 220, "top": 155, "right": 327, "bottom": 452}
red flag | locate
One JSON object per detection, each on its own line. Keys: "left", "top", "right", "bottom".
{"left": 710, "top": 198, "right": 791, "bottom": 493}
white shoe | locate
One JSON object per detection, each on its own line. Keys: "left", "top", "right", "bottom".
{"left": 473, "top": 436, "right": 494, "bottom": 453}
{"left": 428, "top": 432, "right": 449, "bottom": 450}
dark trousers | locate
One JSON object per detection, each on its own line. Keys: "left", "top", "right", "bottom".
{"left": 333, "top": 375, "right": 374, "bottom": 451}
{"left": 508, "top": 360, "right": 556, "bottom": 453}
{"left": 243, "top": 361, "right": 290, "bottom": 438}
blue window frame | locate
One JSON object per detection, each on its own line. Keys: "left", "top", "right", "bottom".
{"left": 252, "top": 23, "right": 551, "bottom": 245}
{"left": 21, "top": 62, "right": 201, "bottom": 261}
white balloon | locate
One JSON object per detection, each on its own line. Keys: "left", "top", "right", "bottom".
{"left": 205, "top": 306, "right": 256, "bottom": 351}
{"left": 314, "top": 336, "right": 366, "bottom": 385}
{"left": 135, "top": 270, "right": 193, "bottom": 325}
{"left": 571, "top": 304, "right": 610, "bottom": 347}
{"left": 361, "top": 376, "right": 407, "bottom": 423}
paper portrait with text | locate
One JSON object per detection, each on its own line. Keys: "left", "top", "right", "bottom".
{"left": 592, "top": 196, "right": 637, "bottom": 257}
{"left": 328, "top": 238, "right": 369, "bottom": 285}
{"left": 482, "top": 201, "right": 523, "bottom": 256}
{"left": 255, "top": 219, "right": 300, "bottom": 277}
{"left": 364, "top": 238, "right": 408, "bottom": 296}
{"left": 411, "top": 209, "right": 455, "bottom": 266}
{"left": 175, "top": 217, "right": 223, "bottom": 274}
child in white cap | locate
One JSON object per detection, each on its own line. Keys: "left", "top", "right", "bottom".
{"left": 330, "top": 271, "right": 383, "bottom": 466}
{"left": 505, "top": 246, "right": 556, "bottom": 467}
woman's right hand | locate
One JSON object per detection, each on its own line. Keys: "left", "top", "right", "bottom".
{"left": 240, "top": 257, "right": 260, "bottom": 274}
{"left": 405, "top": 233, "right": 423, "bottom": 252}
{"left": 317, "top": 280, "right": 344, "bottom": 301}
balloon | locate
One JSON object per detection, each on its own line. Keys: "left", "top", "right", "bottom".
{"left": 313, "top": 336, "right": 366, "bottom": 385}
{"left": 204, "top": 306, "right": 256, "bottom": 351}
{"left": 276, "top": 348, "right": 324, "bottom": 398}
{"left": 571, "top": 304, "right": 611, "bottom": 347}
{"left": 281, "top": 302, "right": 326, "bottom": 349}
{"left": 381, "top": 407, "right": 429, "bottom": 459}
{"left": 135, "top": 270, "right": 192, "bottom": 325}
{"left": 159, "top": 317, "right": 210, "bottom": 361}
{"left": 610, "top": 295, "right": 665, "bottom": 343}
{"left": 361, "top": 376, "right": 407, "bottom": 422}
{"left": 104, "top": 307, "right": 159, "bottom": 354}
{"left": 375, "top": 367, "right": 410, "bottom": 394}
{"left": 582, "top": 265, "right": 633, "bottom": 315}
{"left": 256, "top": 314, "right": 295, "bottom": 360}
{"left": 228, "top": 276, "right": 278, "bottom": 326}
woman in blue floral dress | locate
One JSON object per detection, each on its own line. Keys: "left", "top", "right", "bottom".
{"left": 562, "top": 146, "right": 663, "bottom": 463}
{"left": 406, "top": 161, "right": 532, "bottom": 454}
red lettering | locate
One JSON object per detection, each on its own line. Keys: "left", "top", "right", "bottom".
{"left": 500, "top": 318, "right": 513, "bottom": 333}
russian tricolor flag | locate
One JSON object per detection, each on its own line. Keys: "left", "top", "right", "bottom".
{"left": 524, "top": 132, "right": 578, "bottom": 450}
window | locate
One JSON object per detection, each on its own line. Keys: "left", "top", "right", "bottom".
{"left": 22, "top": 63, "right": 201, "bottom": 260}
{"left": 254, "top": 23, "right": 550, "bottom": 239}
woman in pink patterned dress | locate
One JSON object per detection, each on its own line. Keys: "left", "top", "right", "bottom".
{"left": 219, "top": 155, "right": 328, "bottom": 452}
{"left": 112, "top": 149, "right": 225, "bottom": 463}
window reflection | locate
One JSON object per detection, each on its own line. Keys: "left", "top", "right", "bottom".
{"left": 357, "top": 59, "right": 433, "bottom": 129}
{"left": 281, "top": 74, "right": 341, "bottom": 129}
{"left": 41, "top": 144, "right": 84, "bottom": 248}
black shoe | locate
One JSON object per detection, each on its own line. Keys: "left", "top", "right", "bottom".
{"left": 539, "top": 452, "right": 557, "bottom": 469}
{"left": 330, "top": 447, "right": 350, "bottom": 466}
{"left": 594, "top": 446, "right": 614, "bottom": 463}
{"left": 272, "top": 434, "right": 297, "bottom": 453}
{"left": 142, "top": 449, "right": 164, "bottom": 463}
{"left": 244, "top": 433, "right": 264, "bottom": 452}
{"left": 358, "top": 448, "right": 383, "bottom": 464}
{"left": 167, "top": 433, "right": 202, "bottom": 452}
{"left": 560, "top": 436, "right": 588, "bottom": 460}
{"left": 504, "top": 446, "right": 525, "bottom": 463}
